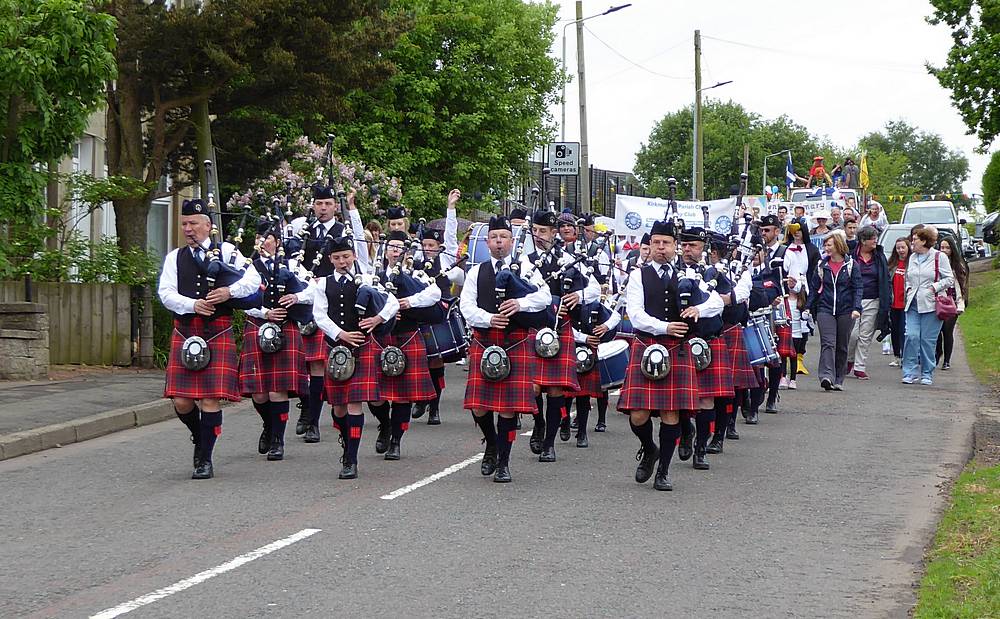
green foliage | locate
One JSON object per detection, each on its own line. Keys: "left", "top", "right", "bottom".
{"left": 928, "top": 1, "right": 1000, "bottom": 150}
{"left": 331, "top": 0, "right": 564, "bottom": 219}
{"left": 634, "top": 100, "right": 825, "bottom": 200}
{"left": 5, "top": 234, "right": 160, "bottom": 286}
{"left": 858, "top": 120, "right": 969, "bottom": 192}
{"left": 982, "top": 151, "right": 1000, "bottom": 213}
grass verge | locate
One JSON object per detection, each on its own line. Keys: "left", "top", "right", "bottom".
{"left": 957, "top": 268, "right": 1000, "bottom": 385}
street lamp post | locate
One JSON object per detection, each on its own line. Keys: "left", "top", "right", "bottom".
{"left": 763, "top": 149, "right": 792, "bottom": 196}
{"left": 691, "top": 77, "right": 731, "bottom": 201}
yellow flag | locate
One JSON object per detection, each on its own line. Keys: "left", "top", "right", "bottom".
{"left": 859, "top": 151, "right": 870, "bottom": 190}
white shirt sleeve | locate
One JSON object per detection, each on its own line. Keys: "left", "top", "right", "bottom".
{"left": 602, "top": 306, "right": 622, "bottom": 330}
{"left": 733, "top": 269, "right": 752, "bottom": 304}
{"left": 695, "top": 285, "right": 725, "bottom": 318}
{"left": 313, "top": 278, "right": 343, "bottom": 342}
{"left": 445, "top": 207, "right": 459, "bottom": 257}
{"left": 626, "top": 267, "right": 671, "bottom": 336}
{"left": 573, "top": 327, "right": 588, "bottom": 344}
{"left": 519, "top": 255, "right": 554, "bottom": 312}
{"left": 379, "top": 292, "right": 400, "bottom": 323}
{"left": 246, "top": 307, "right": 268, "bottom": 320}
{"left": 460, "top": 264, "right": 494, "bottom": 329}
{"left": 222, "top": 242, "right": 261, "bottom": 299}
{"left": 157, "top": 249, "right": 197, "bottom": 315}
{"left": 404, "top": 280, "right": 442, "bottom": 308}
{"left": 579, "top": 271, "right": 601, "bottom": 304}
{"left": 348, "top": 209, "right": 371, "bottom": 273}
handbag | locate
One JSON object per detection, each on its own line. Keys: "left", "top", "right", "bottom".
{"left": 933, "top": 252, "right": 959, "bottom": 321}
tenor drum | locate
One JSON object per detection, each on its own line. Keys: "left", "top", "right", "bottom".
{"left": 616, "top": 307, "right": 635, "bottom": 339}
{"left": 597, "top": 340, "right": 630, "bottom": 390}
{"left": 743, "top": 315, "right": 779, "bottom": 366}
{"left": 419, "top": 303, "right": 470, "bottom": 363}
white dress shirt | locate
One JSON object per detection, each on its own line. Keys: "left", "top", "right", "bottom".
{"left": 731, "top": 267, "right": 753, "bottom": 304}
{"left": 157, "top": 240, "right": 261, "bottom": 316}
{"left": 572, "top": 306, "right": 622, "bottom": 343}
{"left": 313, "top": 272, "right": 400, "bottom": 343}
{"left": 245, "top": 257, "right": 314, "bottom": 320}
{"left": 460, "top": 253, "right": 552, "bottom": 329}
{"left": 624, "top": 260, "right": 724, "bottom": 336}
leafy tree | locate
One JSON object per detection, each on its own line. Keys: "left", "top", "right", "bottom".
{"left": 331, "top": 0, "right": 564, "bottom": 219}
{"left": 634, "top": 100, "right": 824, "bottom": 200}
{"left": 858, "top": 120, "right": 969, "bottom": 193}
{"left": 982, "top": 150, "right": 1000, "bottom": 213}
{"left": 0, "top": 0, "right": 116, "bottom": 272}
{"left": 927, "top": 1, "right": 1000, "bottom": 150}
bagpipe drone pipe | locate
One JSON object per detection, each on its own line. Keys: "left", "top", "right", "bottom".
{"left": 495, "top": 223, "right": 554, "bottom": 330}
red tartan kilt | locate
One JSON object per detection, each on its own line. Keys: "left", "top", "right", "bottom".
{"left": 567, "top": 345, "right": 603, "bottom": 397}
{"left": 324, "top": 339, "right": 380, "bottom": 406}
{"left": 301, "top": 329, "right": 330, "bottom": 363}
{"left": 617, "top": 335, "right": 698, "bottom": 413}
{"left": 464, "top": 327, "right": 538, "bottom": 414}
{"left": 532, "top": 320, "right": 580, "bottom": 391}
{"left": 776, "top": 324, "right": 796, "bottom": 358}
{"left": 239, "top": 319, "right": 308, "bottom": 396}
{"left": 696, "top": 336, "right": 735, "bottom": 398}
{"left": 164, "top": 316, "right": 241, "bottom": 401}
{"left": 376, "top": 329, "right": 437, "bottom": 403}
{"left": 724, "top": 325, "right": 760, "bottom": 390}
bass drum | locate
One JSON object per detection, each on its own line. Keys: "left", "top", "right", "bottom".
{"left": 597, "top": 339, "right": 630, "bottom": 390}
{"left": 419, "top": 300, "right": 470, "bottom": 363}
{"left": 466, "top": 222, "right": 536, "bottom": 269}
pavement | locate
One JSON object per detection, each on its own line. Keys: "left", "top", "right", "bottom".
{"left": 0, "top": 336, "right": 985, "bottom": 618}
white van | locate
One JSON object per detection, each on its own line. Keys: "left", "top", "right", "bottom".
{"left": 900, "top": 200, "right": 964, "bottom": 243}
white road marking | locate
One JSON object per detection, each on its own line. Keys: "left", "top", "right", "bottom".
{"left": 380, "top": 453, "right": 484, "bottom": 500}
{"left": 89, "top": 528, "right": 322, "bottom": 619}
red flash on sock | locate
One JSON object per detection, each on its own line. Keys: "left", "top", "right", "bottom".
{"left": 349, "top": 427, "right": 362, "bottom": 439}
{"left": 279, "top": 413, "right": 288, "bottom": 422}
{"left": 508, "top": 430, "right": 518, "bottom": 442}
{"left": 401, "top": 422, "right": 410, "bottom": 432}
{"left": 726, "top": 404, "right": 733, "bottom": 413}
{"left": 709, "top": 421, "right": 716, "bottom": 434}
{"left": 561, "top": 406, "right": 568, "bottom": 419}
{"left": 213, "top": 425, "right": 222, "bottom": 436}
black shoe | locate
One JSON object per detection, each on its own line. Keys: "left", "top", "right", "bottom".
{"left": 481, "top": 445, "right": 498, "bottom": 476}
{"left": 707, "top": 438, "right": 723, "bottom": 454}
{"left": 514, "top": 416, "right": 522, "bottom": 430}
{"left": 338, "top": 461, "right": 358, "bottom": 479}
{"left": 821, "top": 377, "right": 833, "bottom": 391}
{"left": 570, "top": 418, "right": 579, "bottom": 430}
{"left": 726, "top": 422, "right": 740, "bottom": 440}
{"left": 942, "top": 362, "right": 951, "bottom": 370}
{"left": 678, "top": 419, "right": 694, "bottom": 461}
{"left": 692, "top": 449, "right": 710, "bottom": 470}
{"left": 258, "top": 427, "right": 270, "bottom": 455}
{"left": 303, "top": 424, "right": 320, "bottom": 443}
{"left": 559, "top": 417, "right": 571, "bottom": 442}
{"left": 266, "top": 440, "right": 284, "bottom": 461}
{"left": 295, "top": 403, "right": 308, "bottom": 435}
{"left": 412, "top": 403, "right": 426, "bottom": 419}
{"left": 192, "top": 458, "right": 214, "bottom": 480}
{"left": 764, "top": 396, "right": 779, "bottom": 414}
{"left": 576, "top": 431, "right": 589, "bottom": 448}
{"left": 384, "top": 439, "right": 401, "bottom": 461}
{"left": 594, "top": 421, "right": 607, "bottom": 432}
{"left": 653, "top": 466, "right": 673, "bottom": 491}
{"left": 374, "top": 424, "right": 391, "bottom": 454}
{"left": 746, "top": 410, "right": 759, "bottom": 425}
{"left": 493, "top": 464, "right": 512, "bottom": 483}
{"left": 427, "top": 408, "right": 441, "bottom": 425}
{"left": 539, "top": 446, "right": 557, "bottom": 462}
{"left": 529, "top": 424, "right": 544, "bottom": 455}
{"left": 635, "top": 445, "right": 659, "bottom": 483}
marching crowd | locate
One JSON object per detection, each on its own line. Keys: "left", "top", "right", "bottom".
{"left": 157, "top": 180, "right": 968, "bottom": 490}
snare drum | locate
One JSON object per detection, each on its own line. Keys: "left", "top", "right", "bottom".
{"left": 419, "top": 302, "right": 470, "bottom": 363}
{"left": 743, "top": 315, "right": 779, "bottom": 366}
{"left": 597, "top": 339, "right": 630, "bottom": 390}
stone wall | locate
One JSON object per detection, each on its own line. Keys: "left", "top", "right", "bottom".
{"left": 0, "top": 303, "right": 49, "bottom": 380}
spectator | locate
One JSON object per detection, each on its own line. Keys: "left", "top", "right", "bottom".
{"left": 780, "top": 220, "right": 812, "bottom": 389}
{"left": 845, "top": 219, "right": 859, "bottom": 253}
{"left": 847, "top": 226, "right": 891, "bottom": 380}
{"left": 901, "top": 226, "right": 953, "bottom": 385}
{"left": 365, "top": 220, "right": 382, "bottom": 259}
{"left": 843, "top": 158, "right": 860, "bottom": 189}
{"left": 807, "top": 230, "right": 863, "bottom": 391}
{"left": 777, "top": 205, "right": 788, "bottom": 228}
{"left": 830, "top": 163, "right": 844, "bottom": 188}
{"left": 811, "top": 211, "right": 833, "bottom": 238}
{"left": 829, "top": 206, "right": 844, "bottom": 230}
{"left": 843, "top": 206, "right": 858, "bottom": 222}
{"left": 935, "top": 235, "right": 968, "bottom": 371}
{"left": 860, "top": 201, "right": 888, "bottom": 234}
{"left": 886, "top": 237, "right": 910, "bottom": 367}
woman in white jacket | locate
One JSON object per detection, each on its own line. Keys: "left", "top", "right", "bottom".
{"left": 901, "top": 226, "right": 954, "bottom": 385}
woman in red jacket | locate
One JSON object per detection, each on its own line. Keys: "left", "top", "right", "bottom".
{"left": 886, "top": 238, "right": 909, "bottom": 367}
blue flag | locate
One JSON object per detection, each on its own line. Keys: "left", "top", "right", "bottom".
{"left": 785, "top": 153, "right": 796, "bottom": 187}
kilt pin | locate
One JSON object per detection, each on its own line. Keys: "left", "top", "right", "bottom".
{"left": 375, "top": 329, "right": 436, "bottom": 403}
{"left": 164, "top": 315, "right": 240, "bottom": 402}
{"left": 464, "top": 327, "right": 538, "bottom": 414}
{"left": 324, "top": 337, "right": 381, "bottom": 406}
{"left": 532, "top": 319, "right": 580, "bottom": 391}
{"left": 617, "top": 334, "right": 698, "bottom": 414}
{"left": 239, "top": 318, "right": 308, "bottom": 396}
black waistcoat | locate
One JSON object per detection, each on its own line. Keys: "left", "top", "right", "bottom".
{"left": 302, "top": 220, "right": 345, "bottom": 278}
{"left": 324, "top": 275, "right": 360, "bottom": 333}
{"left": 175, "top": 247, "right": 232, "bottom": 320}
{"left": 638, "top": 264, "right": 680, "bottom": 328}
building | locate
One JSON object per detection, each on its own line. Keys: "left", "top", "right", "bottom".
{"left": 516, "top": 160, "right": 646, "bottom": 215}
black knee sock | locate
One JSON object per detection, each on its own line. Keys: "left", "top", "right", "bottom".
{"left": 369, "top": 402, "right": 391, "bottom": 430}
{"left": 535, "top": 394, "right": 544, "bottom": 417}
{"left": 308, "top": 376, "right": 325, "bottom": 425}
{"left": 532, "top": 412, "right": 545, "bottom": 431}
{"left": 176, "top": 405, "right": 201, "bottom": 440}
{"left": 767, "top": 366, "right": 781, "bottom": 401}
{"left": 543, "top": 395, "right": 564, "bottom": 448}
{"left": 473, "top": 412, "right": 497, "bottom": 447}
{"left": 696, "top": 408, "right": 715, "bottom": 450}
{"left": 749, "top": 387, "right": 765, "bottom": 412}
{"left": 564, "top": 396, "right": 574, "bottom": 418}
{"left": 496, "top": 416, "right": 517, "bottom": 465}
{"left": 270, "top": 401, "right": 288, "bottom": 443}
{"left": 714, "top": 398, "right": 731, "bottom": 440}
{"left": 390, "top": 402, "right": 411, "bottom": 441}
{"left": 629, "top": 417, "right": 657, "bottom": 452}
{"left": 789, "top": 351, "right": 798, "bottom": 378}
{"left": 429, "top": 367, "right": 445, "bottom": 412}
{"left": 198, "top": 411, "right": 222, "bottom": 461}
{"left": 344, "top": 414, "right": 364, "bottom": 464}
{"left": 252, "top": 400, "right": 269, "bottom": 428}
{"left": 575, "top": 397, "right": 591, "bottom": 434}
{"left": 332, "top": 414, "right": 348, "bottom": 445}
{"left": 658, "top": 423, "right": 680, "bottom": 471}
{"left": 596, "top": 392, "right": 609, "bottom": 424}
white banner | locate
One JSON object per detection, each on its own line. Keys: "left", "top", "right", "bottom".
{"left": 614, "top": 194, "right": 766, "bottom": 236}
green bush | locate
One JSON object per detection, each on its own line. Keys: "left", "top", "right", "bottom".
{"left": 982, "top": 150, "right": 1000, "bottom": 213}
{"left": 7, "top": 233, "right": 160, "bottom": 286}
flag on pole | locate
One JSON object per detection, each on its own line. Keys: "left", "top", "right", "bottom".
{"left": 859, "top": 151, "right": 870, "bottom": 191}
{"left": 785, "top": 153, "right": 796, "bottom": 187}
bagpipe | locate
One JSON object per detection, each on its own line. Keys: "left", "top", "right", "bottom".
{"left": 495, "top": 223, "right": 556, "bottom": 330}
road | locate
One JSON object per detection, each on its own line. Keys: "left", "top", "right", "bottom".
{"left": 1, "top": 337, "right": 981, "bottom": 618}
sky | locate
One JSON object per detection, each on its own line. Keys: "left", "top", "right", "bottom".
{"left": 548, "top": 0, "right": 989, "bottom": 196}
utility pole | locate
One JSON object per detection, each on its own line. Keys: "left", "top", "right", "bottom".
{"left": 693, "top": 29, "right": 703, "bottom": 201}
{"left": 576, "top": 0, "right": 590, "bottom": 213}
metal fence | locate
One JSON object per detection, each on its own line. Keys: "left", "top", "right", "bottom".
{"left": 0, "top": 281, "right": 131, "bottom": 365}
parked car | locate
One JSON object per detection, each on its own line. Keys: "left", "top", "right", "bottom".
{"left": 982, "top": 211, "right": 999, "bottom": 246}
{"left": 900, "top": 200, "right": 965, "bottom": 238}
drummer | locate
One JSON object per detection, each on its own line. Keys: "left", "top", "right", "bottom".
{"left": 412, "top": 189, "right": 466, "bottom": 426}
{"left": 617, "top": 218, "right": 723, "bottom": 492}
{"left": 568, "top": 295, "right": 620, "bottom": 447}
